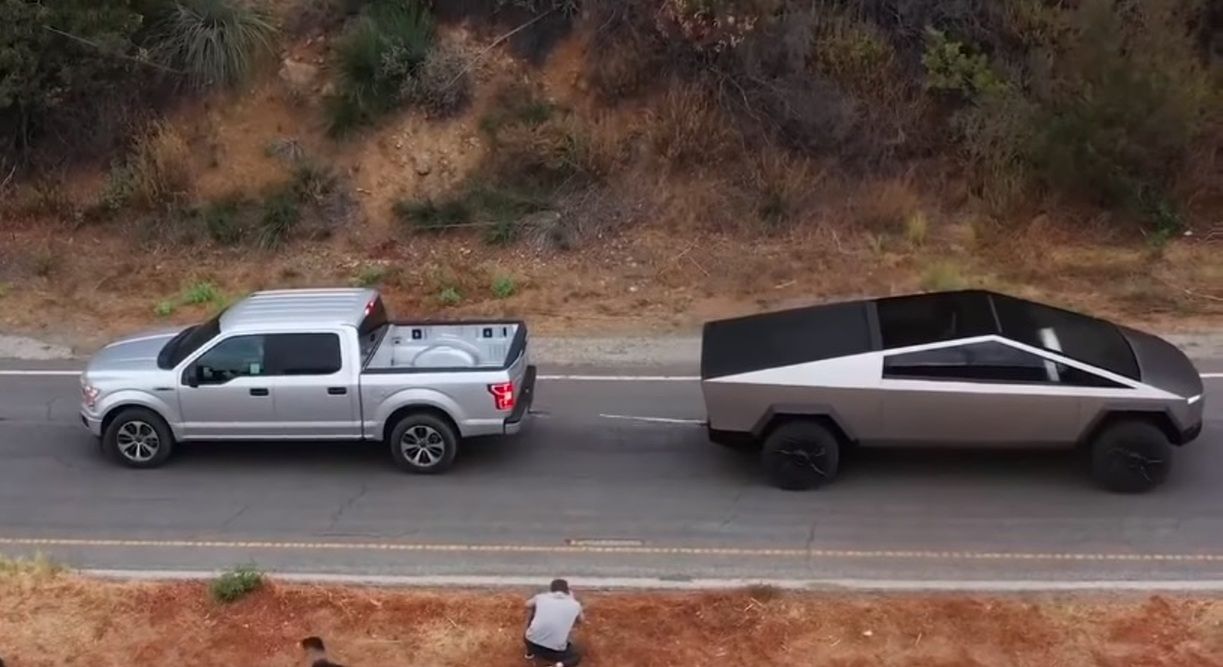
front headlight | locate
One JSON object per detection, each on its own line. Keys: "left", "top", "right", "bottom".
{"left": 82, "top": 384, "right": 100, "bottom": 409}
{"left": 1187, "top": 394, "right": 1202, "bottom": 406}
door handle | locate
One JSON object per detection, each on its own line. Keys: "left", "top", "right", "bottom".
{"left": 249, "top": 388, "right": 269, "bottom": 397}
{"left": 327, "top": 387, "right": 348, "bottom": 396}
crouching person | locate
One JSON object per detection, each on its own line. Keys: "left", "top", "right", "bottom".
{"left": 524, "top": 578, "right": 584, "bottom": 667}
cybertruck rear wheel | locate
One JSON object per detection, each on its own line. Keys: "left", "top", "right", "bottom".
{"left": 761, "top": 420, "right": 840, "bottom": 491}
{"left": 1090, "top": 421, "right": 1171, "bottom": 493}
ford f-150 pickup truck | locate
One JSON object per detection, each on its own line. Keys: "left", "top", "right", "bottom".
{"left": 80, "top": 288, "right": 535, "bottom": 473}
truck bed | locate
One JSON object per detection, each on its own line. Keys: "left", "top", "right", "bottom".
{"left": 363, "top": 321, "right": 525, "bottom": 371}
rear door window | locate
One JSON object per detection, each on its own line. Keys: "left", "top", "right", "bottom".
{"left": 264, "top": 333, "right": 343, "bottom": 376}
{"left": 875, "top": 291, "right": 997, "bottom": 349}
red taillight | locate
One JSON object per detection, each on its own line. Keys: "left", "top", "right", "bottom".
{"left": 488, "top": 382, "right": 515, "bottom": 411}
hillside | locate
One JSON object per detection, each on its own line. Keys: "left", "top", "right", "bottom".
{"left": 1, "top": 0, "right": 1220, "bottom": 345}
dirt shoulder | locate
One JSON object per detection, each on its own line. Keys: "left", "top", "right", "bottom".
{"left": 1, "top": 569, "right": 1222, "bottom": 666}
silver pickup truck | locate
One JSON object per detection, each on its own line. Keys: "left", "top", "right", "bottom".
{"left": 80, "top": 288, "right": 535, "bottom": 473}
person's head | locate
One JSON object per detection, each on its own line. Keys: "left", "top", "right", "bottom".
{"left": 300, "top": 636, "right": 326, "bottom": 658}
{"left": 550, "top": 578, "right": 570, "bottom": 594}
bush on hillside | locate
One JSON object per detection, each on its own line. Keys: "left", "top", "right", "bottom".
{"left": 326, "top": 0, "right": 436, "bottom": 135}
{"left": 0, "top": 0, "right": 147, "bottom": 159}
{"left": 150, "top": 0, "right": 279, "bottom": 89}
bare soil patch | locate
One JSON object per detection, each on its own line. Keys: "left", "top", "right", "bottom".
{"left": 2, "top": 571, "right": 1223, "bottom": 667}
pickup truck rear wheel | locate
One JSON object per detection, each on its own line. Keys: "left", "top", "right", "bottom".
{"left": 1090, "top": 420, "right": 1171, "bottom": 493}
{"left": 103, "top": 408, "right": 174, "bottom": 469}
{"left": 761, "top": 420, "right": 840, "bottom": 491}
{"left": 389, "top": 413, "right": 458, "bottom": 474}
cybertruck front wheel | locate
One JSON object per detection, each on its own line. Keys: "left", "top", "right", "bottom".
{"left": 761, "top": 420, "right": 841, "bottom": 491}
{"left": 1090, "top": 420, "right": 1171, "bottom": 493}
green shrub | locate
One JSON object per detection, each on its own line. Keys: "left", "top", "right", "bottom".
{"left": 327, "top": 0, "right": 435, "bottom": 135}
{"left": 210, "top": 564, "right": 264, "bottom": 603}
{"left": 491, "top": 275, "right": 517, "bottom": 299}
{"left": 154, "top": 300, "right": 177, "bottom": 317}
{"left": 258, "top": 191, "right": 301, "bottom": 248}
{"left": 354, "top": 264, "right": 389, "bottom": 286}
{"left": 394, "top": 198, "right": 470, "bottom": 231}
{"left": 183, "top": 281, "right": 220, "bottom": 305}
{"left": 200, "top": 198, "right": 245, "bottom": 245}
{"left": 922, "top": 28, "right": 1007, "bottom": 98}
{"left": 151, "top": 0, "right": 279, "bottom": 89}
{"left": 437, "top": 286, "right": 462, "bottom": 306}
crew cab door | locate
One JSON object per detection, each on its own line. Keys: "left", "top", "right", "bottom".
{"left": 262, "top": 332, "right": 361, "bottom": 439}
{"left": 876, "top": 338, "right": 1090, "bottom": 446}
{"left": 179, "top": 334, "right": 277, "bottom": 439}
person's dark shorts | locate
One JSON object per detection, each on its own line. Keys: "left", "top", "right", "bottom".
{"left": 524, "top": 638, "right": 581, "bottom": 666}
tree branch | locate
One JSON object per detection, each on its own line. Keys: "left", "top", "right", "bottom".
{"left": 43, "top": 26, "right": 184, "bottom": 75}
{"left": 444, "top": 8, "right": 557, "bottom": 90}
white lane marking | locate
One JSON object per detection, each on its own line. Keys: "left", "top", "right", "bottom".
{"left": 600, "top": 413, "right": 706, "bottom": 425}
{"left": 541, "top": 374, "right": 699, "bottom": 382}
{"left": 1, "top": 370, "right": 1220, "bottom": 380}
{"left": 77, "top": 569, "right": 1223, "bottom": 592}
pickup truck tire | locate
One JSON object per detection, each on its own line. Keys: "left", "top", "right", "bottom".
{"left": 1090, "top": 420, "right": 1171, "bottom": 493}
{"left": 103, "top": 408, "right": 174, "bottom": 469}
{"left": 389, "top": 413, "right": 459, "bottom": 474}
{"left": 761, "top": 420, "right": 840, "bottom": 491}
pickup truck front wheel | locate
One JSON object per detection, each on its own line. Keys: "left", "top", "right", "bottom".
{"left": 761, "top": 420, "right": 840, "bottom": 491}
{"left": 389, "top": 413, "right": 459, "bottom": 474}
{"left": 103, "top": 408, "right": 174, "bottom": 469}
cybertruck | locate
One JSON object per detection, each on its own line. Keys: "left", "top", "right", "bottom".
{"left": 701, "top": 290, "right": 1204, "bottom": 493}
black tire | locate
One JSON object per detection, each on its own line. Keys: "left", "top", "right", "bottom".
{"left": 761, "top": 420, "right": 841, "bottom": 491}
{"left": 1090, "top": 420, "right": 1172, "bottom": 493}
{"left": 388, "top": 412, "right": 459, "bottom": 474}
{"left": 102, "top": 407, "right": 175, "bottom": 469}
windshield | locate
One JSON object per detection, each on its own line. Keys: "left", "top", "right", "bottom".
{"left": 156, "top": 315, "right": 222, "bottom": 369}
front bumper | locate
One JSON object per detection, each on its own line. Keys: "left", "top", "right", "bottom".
{"left": 81, "top": 410, "right": 103, "bottom": 437}
{"left": 1179, "top": 420, "right": 1203, "bottom": 445}
{"left": 504, "top": 365, "right": 537, "bottom": 435}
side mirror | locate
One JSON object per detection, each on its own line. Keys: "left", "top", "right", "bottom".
{"left": 184, "top": 366, "right": 200, "bottom": 388}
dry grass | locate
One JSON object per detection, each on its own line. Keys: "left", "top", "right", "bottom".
{"left": 853, "top": 177, "right": 924, "bottom": 233}
{"left": 128, "top": 121, "right": 195, "bottom": 209}
{"left": 2, "top": 573, "right": 1223, "bottom": 666}
{"left": 648, "top": 83, "right": 741, "bottom": 169}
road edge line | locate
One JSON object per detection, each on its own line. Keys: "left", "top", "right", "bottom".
{"left": 78, "top": 569, "right": 1223, "bottom": 592}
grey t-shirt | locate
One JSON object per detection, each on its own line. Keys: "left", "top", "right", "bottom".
{"left": 525, "top": 592, "right": 583, "bottom": 651}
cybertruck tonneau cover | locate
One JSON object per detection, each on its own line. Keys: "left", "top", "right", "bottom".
{"left": 700, "top": 300, "right": 875, "bottom": 380}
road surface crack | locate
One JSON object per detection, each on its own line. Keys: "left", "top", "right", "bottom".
{"left": 328, "top": 483, "right": 369, "bottom": 531}
{"left": 220, "top": 504, "right": 252, "bottom": 531}
{"left": 717, "top": 488, "right": 746, "bottom": 531}
{"left": 804, "top": 519, "right": 818, "bottom": 576}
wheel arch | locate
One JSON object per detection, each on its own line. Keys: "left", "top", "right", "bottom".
{"left": 381, "top": 404, "right": 460, "bottom": 444}
{"left": 101, "top": 401, "right": 174, "bottom": 438}
{"left": 1079, "top": 410, "right": 1181, "bottom": 447}
{"left": 752, "top": 405, "right": 855, "bottom": 445}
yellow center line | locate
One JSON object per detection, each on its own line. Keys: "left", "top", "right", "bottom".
{"left": 1, "top": 537, "right": 1221, "bottom": 563}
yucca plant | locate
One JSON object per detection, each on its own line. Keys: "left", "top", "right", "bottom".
{"left": 327, "top": 0, "right": 435, "bottom": 135}
{"left": 153, "top": 0, "right": 279, "bottom": 89}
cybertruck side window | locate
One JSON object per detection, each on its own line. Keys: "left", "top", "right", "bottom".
{"left": 883, "top": 341, "right": 1126, "bottom": 387}
{"left": 876, "top": 292, "right": 996, "bottom": 349}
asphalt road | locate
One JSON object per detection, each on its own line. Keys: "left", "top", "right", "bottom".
{"left": 0, "top": 361, "right": 1221, "bottom": 584}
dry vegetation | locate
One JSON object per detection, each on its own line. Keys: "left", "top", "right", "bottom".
{"left": 0, "top": 0, "right": 1220, "bottom": 345}
{"left": 2, "top": 564, "right": 1223, "bottom": 667}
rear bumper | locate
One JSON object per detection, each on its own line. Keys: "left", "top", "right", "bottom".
{"left": 504, "top": 365, "right": 537, "bottom": 434}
